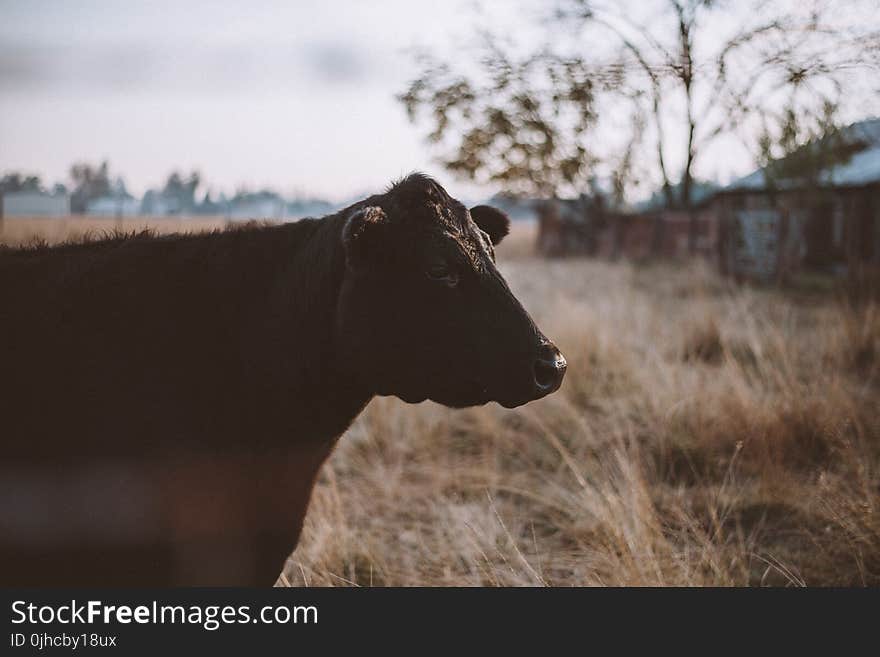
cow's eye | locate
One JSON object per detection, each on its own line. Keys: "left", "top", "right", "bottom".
{"left": 426, "top": 264, "right": 458, "bottom": 287}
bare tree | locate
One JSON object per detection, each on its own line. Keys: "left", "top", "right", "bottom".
{"left": 399, "top": 0, "right": 880, "bottom": 254}
{"left": 162, "top": 170, "right": 201, "bottom": 213}
{"left": 69, "top": 161, "right": 113, "bottom": 214}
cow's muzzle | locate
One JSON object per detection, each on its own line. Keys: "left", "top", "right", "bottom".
{"left": 532, "top": 341, "right": 567, "bottom": 397}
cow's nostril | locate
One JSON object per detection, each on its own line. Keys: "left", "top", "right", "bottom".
{"left": 533, "top": 344, "right": 567, "bottom": 394}
{"left": 534, "top": 360, "right": 558, "bottom": 389}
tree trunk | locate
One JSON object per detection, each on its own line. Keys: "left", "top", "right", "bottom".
{"left": 684, "top": 126, "right": 697, "bottom": 255}
{"left": 650, "top": 100, "right": 674, "bottom": 258}
{"left": 676, "top": 3, "right": 698, "bottom": 256}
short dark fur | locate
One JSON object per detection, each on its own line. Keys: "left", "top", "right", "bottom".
{"left": 0, "top": 173, "right": 565, "bottom": 585}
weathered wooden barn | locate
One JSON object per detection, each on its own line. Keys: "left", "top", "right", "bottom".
{"left": 714, "top": 120, "right": 880, "bottom": 282}
{"left": 536, "top": 119, "right": 880, "bottom": 283}
{"left": 536, "top": 197, "right": 717, "bottom": 260}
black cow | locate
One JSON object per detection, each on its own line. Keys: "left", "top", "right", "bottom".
{"left": 0, "top": 173, "right": 566, "bottom": 585}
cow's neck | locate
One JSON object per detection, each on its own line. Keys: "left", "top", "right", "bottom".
{"left": 241, "top": 212, "right": 372, "bottom": 448}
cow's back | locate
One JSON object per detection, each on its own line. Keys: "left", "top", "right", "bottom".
{"left": 0, "top": 229, "right": 294, "bottom": 457}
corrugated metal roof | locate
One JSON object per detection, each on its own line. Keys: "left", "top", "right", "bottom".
{"left": 728, "top": 118, "right": 880, "bottom": 191}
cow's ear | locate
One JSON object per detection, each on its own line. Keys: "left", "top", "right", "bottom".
{"left": 470, "top": 205, "right": 510, "bottom": 245}
{"left": 342, "top": 205, "right": 389, "bottom": 270}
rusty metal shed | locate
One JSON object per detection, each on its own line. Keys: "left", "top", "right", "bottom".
{"left": 715, "top": 118, "right": 880, "bottom": 282}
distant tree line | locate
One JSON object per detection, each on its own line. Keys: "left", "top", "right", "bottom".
{"left": 0, "top": 161, "right": 336, "bottom": 218}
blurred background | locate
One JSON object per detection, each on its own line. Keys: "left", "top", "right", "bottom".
{"left": 3, "top": 0, "right": 880, "bottom": 586}
{"left": 2, "top": 0, "right": 879, "bottom": 282}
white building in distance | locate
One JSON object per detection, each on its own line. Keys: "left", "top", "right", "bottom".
{"left": 86, "top": 195, "right": 141, "bottom": 217}
{"left": 1, "top": 190, "right": 70, "bottom": 217}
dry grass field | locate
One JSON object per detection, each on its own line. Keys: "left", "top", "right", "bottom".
{"left": 4, "top": 217, "right": 878, "bottom": 586}
{"left": 284, "top": 222, "right": 880, "bottom": 586}
{"left": 0, "top": 215, "right": 228, "bottom": 246}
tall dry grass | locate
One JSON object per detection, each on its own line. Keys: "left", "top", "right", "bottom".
{"left": 283, "top": 222, "right": 880, "bottom": 586}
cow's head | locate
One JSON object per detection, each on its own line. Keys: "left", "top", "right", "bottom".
{"left": 336, "top": 173, "right": 566, "bottom": 408}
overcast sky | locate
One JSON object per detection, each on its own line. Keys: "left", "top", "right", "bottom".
{"left": 0, "top": 0, "right": 509, "bottom": 200}
{"left": 0, "top": 0, "right": 877, "bottom": 201}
